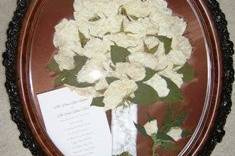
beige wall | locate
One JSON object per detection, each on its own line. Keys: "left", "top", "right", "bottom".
{"left": 0, "top": 0, "right": 234, "bottom": 155}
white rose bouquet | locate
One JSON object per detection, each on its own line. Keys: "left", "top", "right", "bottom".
{"left": 48, "top": 0, "right": 194, "bottom": 111}
{"left": 47, "top": 0, "right": 195, "bottom": 155}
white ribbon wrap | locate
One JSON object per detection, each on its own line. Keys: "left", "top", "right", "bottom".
{"left": 111, "top": 104, "right": 138, "bottom": 156}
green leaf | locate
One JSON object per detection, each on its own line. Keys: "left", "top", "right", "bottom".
{"left": 161, "top": 106, "right": 187, "bottom": 132}
{"left": 88, "top": 14, "right": 101, "bottom": 22}
{"left": 55, "top": 70, "right": 94, "bottom": 88}
{"left": 160, "top": 109, "right": 173, "bottom": 132}
{"left": 114, "top": 152, "right": 132, "bottom": 156}
{"left": 120, "top": 7, "right": 128, "bottom": 16}
{"left": 143, "top": 42, "right": 159, "bottom": 54}
{"left": 129, "top": 15, "right": 139, "bottom": 21}
{"left": 152, "top": 132, "right": 177, "bottom": 150}
{"left": 131, "top": 83, "right": 159, "bottom": 106}
{"left": 143, "top": 42, "right": 148, "bottom": 52}
{"left": 173, "top": 112, "right": 187, "bottom": 127}
{"left": 109, "top": 64, "right": 116, "bottom": 71}
{"left": 119, "top": 7, "right": 132, "bottom": 21}
{"left": 73, "top": 54, "right": 88, "bottom": 71}
{"left": 159, "top": 141, "right": 177, "bottom": 151}
{"left": 142, "top": 68, "right": 157, "bottom": 82}
{"left": 97, "top": 89, "right": 107, "bottom": 94}
{"left": 155, "top": 132, "right": 175, "bottom": 141}
{"left": 161, "top": 76, "right": 183, "bottom": 103}
{"left": 104, "top": 32, "right": 111, "bottom": 36}
{"left": 106, "top": 77, "right": 119, "bottom": 84}
{"left": 148, "top": 45, "right": 159, "bottom": 54}
{"left": 120, "top": 20, "right": 125, "bottom": 32}
{"left": 91, "top": 96, "right": 105, "bottom": 107}
{"left": 111, "top": 45, "right": 131, "bottom": 65}
{"left": 79, "top": 30, "right": 89, "bottom": 48}
{"left": 164, "top": 106, "right": 174, "bottom": 124}
{"left": 118, "top": 20, "right": 134, "bottom": 35}
{"left": 47, "top": 58, "right": 60, "bottom": 73}
{"left": 134, "top": 122, "right": 148, "bottom": 136}
{"left": 157, "top": 36, "right": 172, "bottom": 54}
{"left": 177, "top": 63, "right": 195, "bottom": 82}
{"left": 54, "top": 55, "right": 94, "bottom": 88}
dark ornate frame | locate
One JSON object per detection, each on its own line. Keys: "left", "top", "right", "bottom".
{"left": 2, "top": 0, "right": 234, "bottom": 155}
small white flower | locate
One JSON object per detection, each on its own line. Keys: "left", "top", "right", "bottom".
{"left": 144, "top": 73, "right": 170, "bottom": 97}
{"left": 103, "top": 79, "right": 138, "bottom": 110}
{"left": 144, "top": 119, "right": 158, "bottom": 136}
{"left": 167, "top": 127, "right": 183, "bottom": 141}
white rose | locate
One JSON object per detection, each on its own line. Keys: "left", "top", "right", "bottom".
{"left": 125, "top": 18, "right": 159, "bottom": 38}
{"left": 167, "top": 50, "right": 187, "bottom": 66}
{"left": 144, "top": 119, "right": 158, "bottom": 136}
{"left": 158, "top": 16, "right": 187, "bottom": 37}
{"left": 74, "top": 15, "right": 108, "bottom": 37}
{"left": 149, "top": 0, "right": 172, "bottom": 16}
{"left": 73, "top": 9, "right": 94, "bottom": 22}
{"left": 129, "top": 52, "right": 158, "bottom": 70}
{"left": 76, "top": 14, "right": 123, "bottom": 37}
{"left": 106, "top": 33, "right": 140, "bottom": 49}
{"left": 103, "top": 80, "right": 138, "bottom": 110}
{"left": 167, "top": 127, "right": 183, "bottom": 141}
{"left": 155, "top": 55, "right": 169, "bottom": 71}
{"left": 57, "top": 42, "right": 84, "bottom": 56}
{"left": 74, "top": 0, "right": 119, "bottom": 17}
{"left": 144, "top": 74, "right": 170, "bottom": 97}
{"left": 158, "top": 65, "right": 184, "bottom": 88}
{"left": 53, "top": 19, "right": 79, "bottom": 48}
{"left": 123, "top": 0, "right": 152, "bottom": 17}
{"left": 54, "top": 53, "right": 75, "bottom": 71}
{"left": 105, "top": 15, "right": 123, "bottom": 33}
{"left": 77, "top": 59, "right": 106, "bottom": 83}
{"left": 144, "top": 37, "right": 160, "bottom": 50}
{"left": 95, "top": 78, "right": 109, "bottom": 91}
{"left": 113, "top": 62, "right": 146, "bottom": 81}
{"left": 83, "top": 38, "right": 112, "bottom": 58}
{"left": 171, "top": 36, "right": 192, "bottom": 59}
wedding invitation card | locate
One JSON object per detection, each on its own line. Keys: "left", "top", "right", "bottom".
{"left": 37, "top": 87, "right": 112, "bottom": 156}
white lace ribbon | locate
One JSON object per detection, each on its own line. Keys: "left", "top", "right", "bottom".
{"left": 111, "top": 104, "right": 138, "bottom": 156}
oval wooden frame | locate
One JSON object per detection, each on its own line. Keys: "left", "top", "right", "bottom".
{"left": 3, "top": 0, "right": 234, "bottom": 155}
